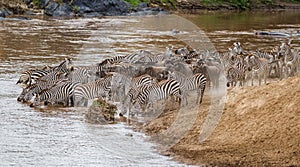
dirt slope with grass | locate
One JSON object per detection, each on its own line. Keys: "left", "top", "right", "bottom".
{"left": 140, "top": 75, "right": 300, "bottom": 166}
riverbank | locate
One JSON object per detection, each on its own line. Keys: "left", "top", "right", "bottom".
{"left": 135, "top": 75, "right": 300, "bottom": 166}
{"left": 1, "top": 0, "right": 300, "bottom": 18}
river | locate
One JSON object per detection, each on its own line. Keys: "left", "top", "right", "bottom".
{"left": 0, "top": 11, "right": 299, "bottom": 166}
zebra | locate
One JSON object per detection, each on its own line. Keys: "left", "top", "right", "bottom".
{"left": 17, "top": 79, "right": 63, "bottom": 102}
{"left": 16, "top": 69, "right": 50, "bottom": 87}
{"left": 168, "top": 71, "right": 206, "bottom": 105}
{"left": 232, "top": 42, "right": 245, "bottom": 55}
{"left": 67, "top": 67, "right": 90, "bottom": 84}
{"left": 122, "top": 74, "right": 154, "bottom": 112}
{"left": 51, "top": 57, "right": 73, "bottom": 74}
{"left": 118, "top": 74, "right": 155, "bottom": 120}
{"left": 37, "top": 71, "right": 66, "bottom": 83}
{"left": 122, "top": 50, "right": 154, "bottom": 64}
{"left": 226, "top": 55, "right": 248, "bottom": 87}
{"left": 110, "top": 72, "right": 132, "bottom": 102}
{"left": 16, "top": 69, "right": 35, "bottom": 87}
{"left": 278, "top": 41, "right": 299, "bottom": 77}
{"left": 135, "top": 46, "right": 174, "bottom": 64}
{"left": 132, "top": 79, "right": 182, "bottom": 113}
{"left": 99, "top": 55, "right": 128, "bottom": 66}
{"left": 16, "top": 58, "right": 72, "bottom": 87}
{"left": 246, "top": 54, "right": 269, "bottom": 86}
{"left": 175, "top": 46, "right": 199, "bottom": 60}
{"left": 30, "top": 80, "right": 79, "bottom": 107}
{"left": 74, "top": 75, "right": 112, "bottom": 107}
{"left": 255, "top": 48, "right": 280, "bottom": 78}
{"left": 81, "top": 64, "right": 108, "bottom": 81}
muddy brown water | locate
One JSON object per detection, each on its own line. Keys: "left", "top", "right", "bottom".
{"left": 0, "top": 11, "right": 299, "bottom": 166}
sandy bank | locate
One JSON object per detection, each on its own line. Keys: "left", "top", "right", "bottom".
{"left": 137, "top": 75, "right": 300, "bottom": 166}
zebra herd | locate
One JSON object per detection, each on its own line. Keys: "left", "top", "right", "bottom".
{"left": 222, "top": 40, "right": 300, "bottom": 87}
{"left": 16, "top": 47, "right": 207, "bottom": 115}
{"left": 16, "top": 40, "right": 300, "bottom": 115}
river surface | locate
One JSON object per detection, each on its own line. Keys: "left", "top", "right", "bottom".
{"left": 0, "top": 11, "right": 299, "bottom": 166}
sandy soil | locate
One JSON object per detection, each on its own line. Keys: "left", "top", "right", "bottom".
{"left": 136, "top": 75, "right": 300, "bottom": 166}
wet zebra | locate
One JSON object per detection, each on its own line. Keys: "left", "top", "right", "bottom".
{"left": 125, "top": 74, "right": 154, "bottom": 105}
{"left": 132, "top": 79, "right": 182, "bottom": 113}
{"left": 120, "top": 74, "right": 154, "bottom": 117}
{"left": 16, "top": 69, "right": 50, "bottom": 87}
{"left": 30, "top": 80, "right": 79, "bottom": 107}
{"left": 110, "top": 72, "right": 132, "bottom": 102}
{"left": 38, "top": 71, "right": 66, "bottom": 83}
{"left": 16, "top": 58, "right": 72, "bottom": 87}
{"left": 82, "top": 64, "right": 107, "bottom": 81}
{"left": 17, "top": 79, "right": 63, "bottom": 102}
{"left": 51, "top": 58, "right": 73, "bottom": 74}
{"left": 74, "top": 75, "right": 112, "bottom": 107}
{"left": 67, "top": 67, "right": 90, "bottom": 84}
{"left": 168, "top": 71, "right": 206, "bottom": 105}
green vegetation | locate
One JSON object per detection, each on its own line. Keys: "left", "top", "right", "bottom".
{"left": 124, "top": 0, "right": 150, "bottom": 7}
{"left": 73, "top": 5, "right": 80, "bottom": 13}
{"left": 33, "top": 0, "right": 41, "bottom": 6}
{"left": 230, "top": 0, "right": 250, "bottom": 9}
{"left": 92, "top": 98, "right": 117, "bottom": 117}
{"left": 124, "top": 0, "right": 176, "bottom": 9}
{"left": 161, "top": 0, "right": 177, "bottom": 8}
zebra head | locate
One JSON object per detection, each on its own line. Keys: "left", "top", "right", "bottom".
{"left": 174, "top": 46, "right": 189, "bottom": 56}
{"left": 29, "top": 93, "right": 40, "bottom": 107}
{"left": 17, "top": 88, "right": 28, "bottom": 102}
{"left": 164, "top": 45, "right": 174, "bottom": 58}
{"left": 16, "top": 70, "right": 32, "bottom": 87}
{"left": 233, "top": 42, "right": 244, "bottom": 55}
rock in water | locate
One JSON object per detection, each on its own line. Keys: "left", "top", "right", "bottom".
{"left": 85, "top": 98, "right": 117, "bottom": 124}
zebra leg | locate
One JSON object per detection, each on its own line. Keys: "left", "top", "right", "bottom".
{"left": 83, "top": 98, "right": 88, "bottom": 107}
{"left": 251, "top": 73, "right": 254, "bottom": 86}
{"left": 196, "top": 89, "right": 201, "bottom": 104}
{"left": 264, "top": 72, "right": 267, "bottom": 85}
{"left": 70, "top": 95, "right": 75, "bottom": 107}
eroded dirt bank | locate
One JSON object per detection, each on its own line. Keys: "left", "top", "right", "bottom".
{"left": 138, "top": 75, "right": 300, "bottom": 166}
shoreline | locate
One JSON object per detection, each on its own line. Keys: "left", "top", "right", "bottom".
{"left": 130, "top": 75, "right": 300, "bottom": 166}
{"left": 1, "top": 0, "right": 300, "bottom": 19}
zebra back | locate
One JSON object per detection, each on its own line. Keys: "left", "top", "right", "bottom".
{"left": 74, "top": 75, "right": 112, "bottom": 100}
